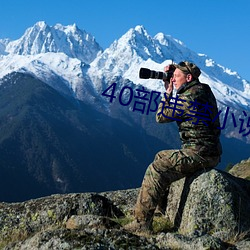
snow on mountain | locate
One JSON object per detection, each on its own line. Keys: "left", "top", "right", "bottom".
{"left": 5, "top": 21, "right": 102, "bottom": 64}
{"left": 0, "top": 39, "right": 9, "bottom": 55}
{"left": 0, "top": 52, "right": 99, "bottom": 102}
{"left": 0, "top": 22, "right": 249, "bottom": 112}
{"left": 88, "top": 25, "right": 167, "bottom": 91}
{"left": 88, "top": 25, "right": 250, "bottom": 110}
{"left": 0, "top": 22, "right": 104, "bottom": 102}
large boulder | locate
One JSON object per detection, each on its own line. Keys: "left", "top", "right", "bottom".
{"left": 0, "top": 193, "right": 124, "bottom": 248}
{"left": 165, "top": 168, "right": 250, "bottom": 241}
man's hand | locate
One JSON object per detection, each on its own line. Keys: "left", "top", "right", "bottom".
{"left": 163, "top": 65, "right": 174, "bottom": 94}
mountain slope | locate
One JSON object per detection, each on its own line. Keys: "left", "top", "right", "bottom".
{"left": 0, "top": 72, "right": 171, "bottom": 202}
{"left": 0, "top": 52, "right": 99, "bottom": 102}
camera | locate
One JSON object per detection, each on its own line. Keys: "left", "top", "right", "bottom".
{"left": 139, "top": 65, "right": 176, "bottom": 82}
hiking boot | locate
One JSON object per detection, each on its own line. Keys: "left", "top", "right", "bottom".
{"left": 124, "top": 219, "right": 152, "bottom": 234}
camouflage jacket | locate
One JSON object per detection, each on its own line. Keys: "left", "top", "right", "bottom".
{"left": 156, "top": 79, "right": 222, "bottom": 157}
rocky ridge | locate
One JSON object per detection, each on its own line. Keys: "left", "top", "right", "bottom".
{"left": 1, "top": 168, "right": 250, "bottom": 249}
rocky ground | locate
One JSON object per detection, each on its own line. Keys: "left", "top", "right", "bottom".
{"left": 0, "top": 168, "right": 250, "bottom": 249}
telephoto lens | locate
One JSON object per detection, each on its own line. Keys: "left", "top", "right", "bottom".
{"left": 139, "top": 65, "right": 176, "bottom": 82}
{"left": 139, "top": 68, "right": 167, "bottom": 80}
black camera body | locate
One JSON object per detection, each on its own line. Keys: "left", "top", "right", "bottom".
{"left": 139, "top": 65, "right": 175, "bottom": 82}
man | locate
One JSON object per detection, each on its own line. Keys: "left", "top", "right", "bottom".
{"left": 124, "top": 61, "right": 222, "bottom": 233}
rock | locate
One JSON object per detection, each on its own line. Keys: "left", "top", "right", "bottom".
{"left": 101, "top": 188, "right": 140, "bottom": 215}
{"left": 4, "top": 228, "right": 161, "bottom": 250}
{"left": 235, "top": 240, "right": 250, "bottom": 250}
{"left": 0, "top": 193, "right": 124, "bottom": 248}
{"left": 165, "top": 169, "right": 250, "bottom": 241}
{"left": 229, "top": 158, "right": 250, "bottom": 180}
{"left": 156, "top": 232, "right": 228, "bottom": 250}
{"left": 1, "top": 168, "right": 250, "bottom": 249}
{"left": 65, "top": 214, "right": 120, "bottom": 230}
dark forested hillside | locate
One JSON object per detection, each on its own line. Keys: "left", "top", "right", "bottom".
{"left": 0, "top": 72, "right": 170, "bottom": 202}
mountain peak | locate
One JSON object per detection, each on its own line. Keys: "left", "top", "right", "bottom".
{"left": 109, "top": 25, "right": 162, "bottom": 60}
{"left": 89, "top": 25, "right": 164, "bottom": 80}
{"left": 54, "top": 23, "right": 79, "bottom": 33}
{"left": 134, "top": 25, "right": 147, "bottom": 34}
{"left": 34, "top": 21, "right": 48, "bottom": 29}
{"left": 5, "top": 21, "right": 102, "bottom": 64}
{"left": 124, "top": 25, "right": 151, "bottom": 41}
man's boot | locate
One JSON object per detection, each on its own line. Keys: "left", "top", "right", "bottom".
{"left": 123, "top": 217, "right": 153, "bottom": 234}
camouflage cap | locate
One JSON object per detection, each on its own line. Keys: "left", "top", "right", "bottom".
{"left": 176, "top": 61, "right": 201, "bottom": 79}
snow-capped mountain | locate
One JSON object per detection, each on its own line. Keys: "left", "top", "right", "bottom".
{"left": 0, "top": 22, "right": 103, "bottom": 101}
{"left": 89, "top": 25, "right": 250, "bottom": 110}
{"left": 3, "top": 21, "right": 102, "bottom": 64}
{"left": 0, "top": 22, "right": 250, "bottom": 138}
{"left": 1, "top": 22, "right": 249, "bottom": 110}
{"left": 0, "top": 53, "right": 99, "bottom": 101}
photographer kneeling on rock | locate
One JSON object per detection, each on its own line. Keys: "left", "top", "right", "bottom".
{"left": 124, "top": 61, "right": 222, "bottom": 233}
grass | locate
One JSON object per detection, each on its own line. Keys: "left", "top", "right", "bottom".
{"left": 113, "top": 214, "right": 174, "bottom": 235}
{"left": 112, "top": 216, "right": 134, "bottom": 227}
{"left": 152, "top": 216, "right": 174, "bottom": 234}
{"left": 0, "top": 228, "right": 29, "bottom": 249}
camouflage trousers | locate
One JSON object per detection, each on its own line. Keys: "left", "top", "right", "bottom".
{"left": 134, "top": 149, "right": 220, "bottom": 223}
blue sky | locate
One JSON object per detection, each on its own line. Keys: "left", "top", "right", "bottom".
{"left": 1, "top": 0, "right": 250, "bottom": 81}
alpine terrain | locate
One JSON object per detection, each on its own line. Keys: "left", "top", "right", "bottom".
{"left": 0, "top": 21, "right": 249, "bottom": 201}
